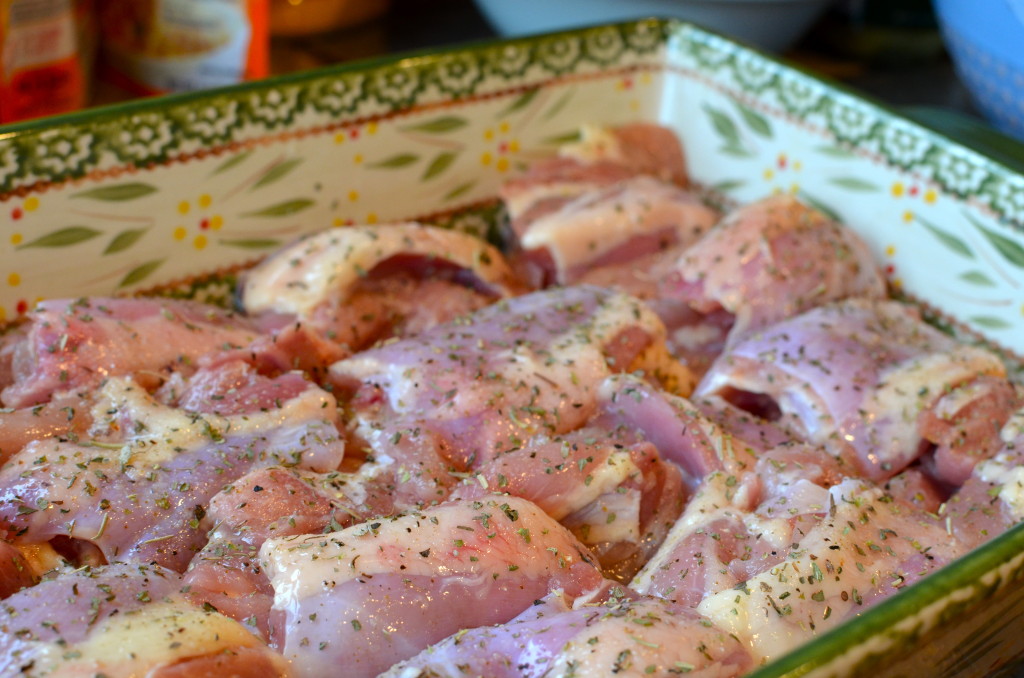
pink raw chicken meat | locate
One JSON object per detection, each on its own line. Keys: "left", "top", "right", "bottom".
{"left": 500, "top": 122, "right": 690, "bottom": 239}
{"left": 0, "top": 364, "right": 345, "bottom": 572}
{"left": 945, "top": 406, "right": 1024, "bottom": 550}
{"left": 382, "top": 586, "right": 753, "bottom": 677}
{"left": 258, "top": 494, "right": 607, "bottom": 678}
{"left": 693, "top": 477, "right": 966, "bottom": 664}
{"left": 184, "top": 426, "right": 458, "bottom": 640}
{"left": 0, "top": 390, "right": 93, "bottom": 465}
{"left": 592, "top": 374, "right": 817, "bottom": 485}
{"left": 697, "top": 298, "right": 1016, "bottom": 483}
{"left": 592, "top": 374, "right": 733, "bottom": 486}
{"left": 632, "top": 444, "right": 844, "bottom": 608}
{"left": 0, "top": 540, "right": 34, "bottom": 599}
{"left": 0, "top": 563, "right": 288, "bottom": 677}
{"left": 330, "top": 285, "right": 689, "bottom": 470}
{"left": 238, "top": 223, "right": 520, "bottom": 371}
{"left": 661, "top": 194, "right": 887, "bottom": 344}
{"left": 454, "top": 426, "right": 687, "bottom": 581}
{"left": 515, "top": 175, "right": 719, "bottom": 286}
{"left": 184, "top": 466, "right": 349, "bottom": 641}
{"left": 0, "top": 297, "right": 261, "bottom": 408}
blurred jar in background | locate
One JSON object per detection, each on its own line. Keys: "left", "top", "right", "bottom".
{"left": 270, "top": 0, "right": 389, "bottom": 37}
{"left": 0, "top": 0, "right": 96, "bottom": 124}
{"left": 98, "top": 0, "right": 269, "bottom": 95}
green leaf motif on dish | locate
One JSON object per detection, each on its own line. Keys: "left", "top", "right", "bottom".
{"left": 968, "top": 214, "right": 1024, "bottom": 268}
{"left": 720, "top": 145, "right": 755, "bottom": 158}
{"left": 815, "top": 145, "right": 856, "bottom": 159}
{"left": 252, "top": 158, "right": 304, "bottom": 191}
{"left": 542, "top": 90, "right": 574, "bottom": 121}
{"left": 72, "top": 183, "right": 158, "bottom": 202}
{"left": 212, "top": 150, "right": 254, "bottom": 176}
{"left": 703, "top": 104, "right": 754, "bottom": 158}
{"left": 798, "top": 191, "right": 842, "bottom": 222}
{"left": 369, "top": 154, "right": 420, "bottom": 169}
{"left": 243, "top": 199, "right": 315, "bottom": 218}
{"left": 736, "top": 104, "right": 772, "bottom": 138}
{"left": 104, "top": 228, "right": 148, "bottom": 255}
{"left": 219, "top": 238, "right": 282, "bottom": 249}
{"left": 685, "top": 36, "right": 733, "bottom": 71}
{"left": 711, "top": 179, "right": 746, "bottom": 193}
{"left": 959, "top": 270, "right": 997, "bottom": 287}
{"left": 444, "top": 181, "right": 476, "bottom": 202}
{"left": 971, "top": 315, "right": 1013, "bottom": 330}
{"left": 703, "top": 104, "right": 740, "bottom": 145}
{"left": 917, "top": 216, "right": 974, "bottom": 259}
{"left": 542, "top": 130, "right": 582, "bottom": 146}
{"left": 423, "top": 152, "right": 457, "bottom": 181}
{"left": 500, "top": 87, "right": 540, "bottom": 118}
{"left": 403, "top": 117, "right": 469, "bottom": 134}
{"left": 829, "top": 177, "right": 881, "bottom": 192}
{"left": 119, "top": 259, "right": 165, "bottom": 288}
{"left": 18, "top": 226, "right": 101, "bottom": 249}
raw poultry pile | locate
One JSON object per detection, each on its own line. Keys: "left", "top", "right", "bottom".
{"left": 0, "top": 123, "right": 1020, "bottom": 677}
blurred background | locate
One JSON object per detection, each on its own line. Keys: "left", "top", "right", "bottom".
{"left": 1, "top": 0, "right": 1020, "bottom": 151}
{"left": 266, "top": 0, "right": 969, "bottom": 110}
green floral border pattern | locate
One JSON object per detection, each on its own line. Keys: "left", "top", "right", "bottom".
{"left": 671, "top": 26, "right": 1024, "bottom": 231}
{"left": 4, "top": 19, "right": 1022, "bottom": 233}
{"left": 0, "top": 22, "right": 667, "bottom": 196}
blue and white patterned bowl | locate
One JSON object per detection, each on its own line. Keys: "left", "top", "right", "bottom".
{"left": 935, "top": 0, "right": 1024, "bottom": 142}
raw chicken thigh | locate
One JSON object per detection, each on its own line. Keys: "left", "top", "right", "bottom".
{"left": 383, "top": 586, "right": 753, "bottom": 678}
{"left": 0, "top": 367, "right": 345, "bottom": 572}
{"left": 330, "top": 284, "right": 693, "bottom": 470}
{"left": 662, "top": 194, "right": 887, "bottom": 342}
{"left": 259, "top": 495, "right": 606, "bottom": 677}
{"left": 0, "top": 563, "right": 288, "bottom": 677}
{"left": 698, "top": 298, "right": 1017, "bottom": 483}
{"left": 0, "top": 297, "right": 261, "bottom": 408}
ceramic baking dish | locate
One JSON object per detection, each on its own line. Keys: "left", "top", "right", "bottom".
{"left": 1, "top": 18, "right": 1023, "bottom": 677}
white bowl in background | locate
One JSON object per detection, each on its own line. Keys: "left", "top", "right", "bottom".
{"left": 472, "top": 0, "right": 832, "bottom": 52}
